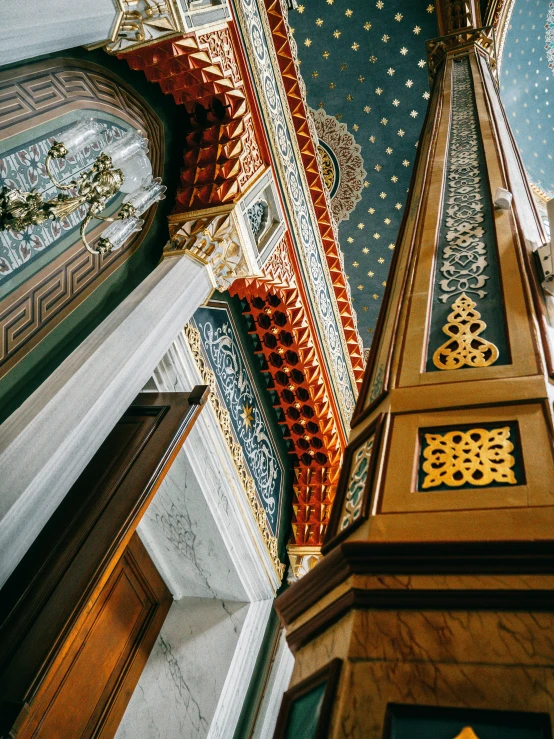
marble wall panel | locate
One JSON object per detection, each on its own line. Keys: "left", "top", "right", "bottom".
{"left": 116, "top": 597, "right": 249, "bottom": 739}
{"left": 350, "top": 610, "right": 554, "bottom": 666}
{"left": 138, "top": 445, "right": 249, "bottom": 602}
{"left": 334, "top": 661, "right": 554, "bottom": 739}
{"left": 290, "top": 607, "right": 554, "bottom": 739}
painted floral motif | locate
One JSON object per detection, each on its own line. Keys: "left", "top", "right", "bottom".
{"left": 340, "top": 434, "right": 374, "bottom": 530}
{"left": 439, "top": 59, "right": 488, "bottom": 302}
{"left": 310, "top": 107, "right": 367, "bottom": 224}
{"left": 196, "top": 307, "right": 282, "bottom": 532}
{"left": 0, "top": 122, "right": 127, "bottom": 282}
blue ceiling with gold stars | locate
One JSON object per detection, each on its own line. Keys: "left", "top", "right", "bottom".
{"left": 500, "top": 0, "right": 554, "bottom": 199}
{"left": 290, "top": 0, "right": 438, "bottom": 346}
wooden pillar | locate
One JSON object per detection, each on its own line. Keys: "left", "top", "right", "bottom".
{"left": 274, "top": 4, "right": 554, "bottom": 736}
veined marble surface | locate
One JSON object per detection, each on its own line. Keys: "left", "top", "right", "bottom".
{"left": 116, "top": 597, "right": 249, "bottom": 739}
{"left": 138, "top": 444, "right": 249, "bottom": 602}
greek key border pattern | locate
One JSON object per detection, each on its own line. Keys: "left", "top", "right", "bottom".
{"left": 0, "top": 61, "right": 163, "bottom": 374}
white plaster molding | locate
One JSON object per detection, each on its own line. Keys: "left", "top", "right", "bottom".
{"left": 145, "top": 333, "right": 280, "bottom": 600}
{"left": 252, "top": 629, "right": 294, "bottom": 739}
{"left": 0, "top": 0, "right": 119, "bottom": 67}
{"left": 0, "top": 256, "right": 211, "bottom": 589}
{"left": 208, "top": 598, "right": 273, "bottom": 739}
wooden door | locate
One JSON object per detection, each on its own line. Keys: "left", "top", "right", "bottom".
{"left": 0, "top": 388, "right": 208, "bottom": 739}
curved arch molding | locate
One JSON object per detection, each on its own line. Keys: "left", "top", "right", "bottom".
{"left": 0, "top": 58, "right": 164, "bottom": 378}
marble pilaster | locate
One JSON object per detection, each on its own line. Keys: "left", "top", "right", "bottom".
{"left": 0, "top": 255, "right": 211, "bottom": 589}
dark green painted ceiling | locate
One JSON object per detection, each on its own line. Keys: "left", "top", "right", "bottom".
{"left": 290, "top": 0, "right": 437, "bottom": 346}
{"left": 500, "top": 0, "right": 554, "bottom": 199}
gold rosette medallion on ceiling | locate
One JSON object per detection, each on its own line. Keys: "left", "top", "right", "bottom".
{"left": 309, "top": 107, "right": 367, "bottom": 224}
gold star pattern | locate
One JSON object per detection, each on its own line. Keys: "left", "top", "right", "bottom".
{"left": 240, "top": 403, "right": 254, "bottom": 429}
{"left": 304, "top": 38, "right": 312, "bottom": 46}
{"left": 291, "top": 0, "right": 436, "bottom": 346}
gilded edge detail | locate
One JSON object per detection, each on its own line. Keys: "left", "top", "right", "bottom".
{"left": 183, "top": 323, "right": 285, "bottom": 581}
{"left": 421, "top": 426, "right": 517, "bottom": 489}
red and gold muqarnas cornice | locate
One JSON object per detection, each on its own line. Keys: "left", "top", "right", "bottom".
{"left": 120, "top": 17, "right": 361, "bottom": 555}
{"left": 261, "top": 0, "right": 365, "bottom": 386}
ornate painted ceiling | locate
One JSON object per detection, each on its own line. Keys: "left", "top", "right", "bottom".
{"left": 500, "top": 0, "right": 554, "bottom": 199}
{"left": 290, "top": 0, "right": 438, "bottom": 346}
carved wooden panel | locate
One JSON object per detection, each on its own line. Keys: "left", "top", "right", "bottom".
{"left": 0, "top": 390, "right": 207, "bottom": 739}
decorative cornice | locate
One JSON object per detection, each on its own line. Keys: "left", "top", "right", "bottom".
{"left": 426, "top": 26, "right": 497, "bottom": 82}
{"left": 275, "top": 540, "right": 554, "bottom": 631}
{"left": 230, "top": 235, "right": 344, "bottom": 551}
{"left": 286, "top": 545, "right": 322, "bottom": 583}
{"left": 101, "top": 0, "right": 231, "bottom": 54}
{"left": 122, "top": 26, "right": 265, "bottom": 210}
{"left": 246, "top": 0, "right": 366, "bottom": 393}
{"left": 165, "top": 206, "right": 256, "bottom": 290}
{"left": 183, "top": 322, "right": 285, "bottom": 580}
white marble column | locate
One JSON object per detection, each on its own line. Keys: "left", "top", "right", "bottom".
{"left": 0, "top": 0, "right": 119, "bottom": 67}
{"left": 0, "top": 255, "right": 211, "bottom": 589}
{"left": 252, "top": 630, "right": 294, "bottom": 739}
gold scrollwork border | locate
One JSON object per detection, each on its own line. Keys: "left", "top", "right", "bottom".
{"left": 183, "top": 323, "right": 285, "bottom": 582}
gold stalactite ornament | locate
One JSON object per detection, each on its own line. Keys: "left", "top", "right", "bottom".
{"left": 453, "top": 728, "right": 481, "bottom": 739}
{"left": 433, "top": 293, "right": 499, "bottom": 370}
{"left": 422, "top": 426, "right": 517, "bottom": 489}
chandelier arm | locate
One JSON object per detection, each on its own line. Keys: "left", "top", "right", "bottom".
{"left": 80, "top": 210, "right": 101, "bottom": 255}
{"left": 44, "top": 153, "right": 77, "bottom": 192}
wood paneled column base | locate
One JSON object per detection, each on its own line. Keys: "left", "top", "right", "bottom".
{"left": 274, "top": 541, "right": 554, "bottom": 737}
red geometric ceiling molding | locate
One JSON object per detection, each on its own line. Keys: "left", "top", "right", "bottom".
{"left": 121, "top": 27, "right": 264, "bottom": 211}
{"left": 262, "top": 0, "right": 365, "bottom": 386}
{"left": 230, "top": 236, "right": 344, "bottom": 547}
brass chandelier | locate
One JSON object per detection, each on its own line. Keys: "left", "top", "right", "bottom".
{"left": 0, "top": 118, "right": 166, "bottom": 255}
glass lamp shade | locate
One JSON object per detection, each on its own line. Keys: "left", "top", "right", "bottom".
{"left": 103, "top": 131, "right": 148, "bottom": 167}
{"left": 101, "top": 216, "right": 144, "bottom": 251}
{"left": 59, "top": 118, "right": 104, "bottom": 156}
{"left": 117, "top": 151, "right": 152, "bottom": 193}
{"left": 123, "top": 177, "right": 167, "bottom": 215}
